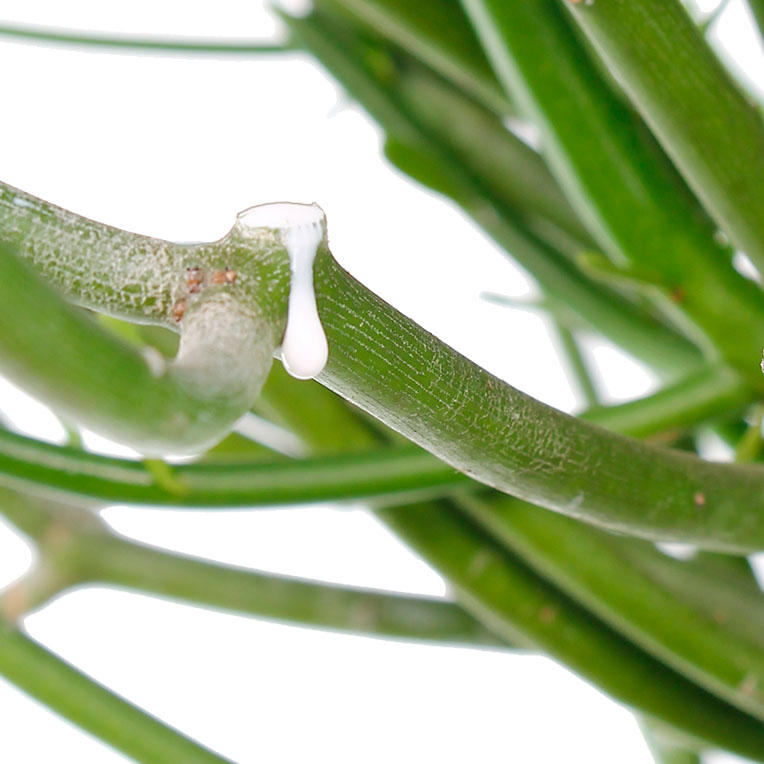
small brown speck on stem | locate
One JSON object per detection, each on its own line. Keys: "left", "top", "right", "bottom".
{"left": 693, "top": 491, "right": 706, "bottom": 507}
{"left": 172, "top": 300, "right": 186, "bottom": 322}
{"left": 185, "top": 267, "right": 203, "bottom": 293}
{"left": 670, "top": 286, "right": 686, "bottom": 304}
{"left": 539, "top": 605, "right": 557, "bottom": 624}
{"left": 211, "top": 268, "right": 237, "bottom": 285}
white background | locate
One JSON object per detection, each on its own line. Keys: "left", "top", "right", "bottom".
{"left": 0, "top": 1, "right": 758, "bottom": 762}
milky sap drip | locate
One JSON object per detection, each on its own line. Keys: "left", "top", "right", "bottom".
{"left": 236, "top": 202, "right": 329, "bottom": 380}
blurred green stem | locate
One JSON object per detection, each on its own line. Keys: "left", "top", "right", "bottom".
{"left": 0, "top": 490, "right": 507, "bottom": 650}
{"left": 0, "top": 620, "right": 232, "bottom": 763}
{"left": 286, "top": 9, "right": 703, "bottom": 377}
{"left": 564, "top": 0, "right": 764, "bottom": 275}
{"left": 0, "top": 23, "right": 293, "bottom": 55}
{"left": 459, "top": 0, "right": 764, "bottom": 381}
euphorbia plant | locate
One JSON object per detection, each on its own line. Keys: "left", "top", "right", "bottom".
{"left": 2, "top": 1, "right": 764, "bottom": 762}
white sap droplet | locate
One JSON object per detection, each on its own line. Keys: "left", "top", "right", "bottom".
{"left": 237, "top": 202, "right": 329, "bottom": 380}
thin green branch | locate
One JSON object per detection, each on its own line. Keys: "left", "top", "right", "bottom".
{"left": 0, "top": 621, "right": 232, "bottom": 763}
{"left": 0, "top": 23, "right": 293, "bottom": 56}
{"left": 551, "top": 322, "right": 600, "bottom": 407}
{"left": 0, "top": 429, "right": 473, "bottom": 507}
{"left": 563, "top": 0, "right": 764, "bottom": 276}
{"left": 0, "top": 490, "right": 507, "bottom": 650}
{"left": 735, "top": 406, "right": 764, "bottom": 463}
{"left": 458, "top": 0, "right": 764, "bottom": 383}
{"left": 640, "top": 719, "right": 702, "bottom": 764}
{"left": 0, "top": 364, "right": 748, "bottom": 508}
{"left": 700, "top": 0, "right": 733, "bottom": 34}
{"left": 313, "top": 0, "right": 514, "bottom": 116}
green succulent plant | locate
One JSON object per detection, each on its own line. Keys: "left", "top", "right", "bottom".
{"left": 3, "top": 1, "right": 764, "bottom": 761}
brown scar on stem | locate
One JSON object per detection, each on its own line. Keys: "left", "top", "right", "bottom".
{"left": 693, "top": 491, "right": 706, "bottom": 507}
{"left": 185, "top": 267, "right": 203, "bottom": 293}
{"left": 172, "top": 300, "right": 186, "bottom": 322}
{"left": 539, "top": 605, "right": 557, "bottom": 624}
{"left": 211, "top": 268, "right": 237, "bottom": 285}
{"left": 739, "top": 674, "right": 762, "bottom": 698}
{"left": 670, "top": 286, "right": 686, "bottom": 304}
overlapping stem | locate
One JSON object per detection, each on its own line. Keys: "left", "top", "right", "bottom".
{"left": 458, "top": 0, "right": 764, "bottom": 383}
{"left": 285, "top": 9, "right": 703, "bottom": 377}
{"left": 563, "top": 0, "right": 764, "bottom": 275}
{"left": 3, "top": 189, "right": 764, "bottom": 548}
{"left": 0, "top": 183, "right": 291, "bottom": 454}
{"left": 0, "top": 490, "right": 504, "bottom": 650}
{"left": 0, "top": 621, "right": 232, "bottom": 764}
{"left": 250, "top": 367, "right": 764, "bottom": 760}
{"left": 0, "top": 364, "right": 748, "bottom": 508}
{"left": 313, "top": 0, "right": 513, "bottom": 116}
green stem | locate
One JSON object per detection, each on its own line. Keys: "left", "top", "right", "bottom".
{"left": 552, "top": 322, "right": 599, "bottom": 407}
{"left": 314, "top": 251, "right": 764, "bottom": 550}
{"left": 563, "top": 0, "right": 764, "bottom": 276}
{"left": 0, "top": 183, "right": 291, "bottom": 455}
{"left": 0, "top": 621, "right": 232, "bottom": 763}
{"left": 0, "top": 365, "right": 748, "bottom": 508}
{"left": 313, "top": 0, "right": 514, "bottom": 116}
{"left": 747, "top": 0, "right": 764, "bottom": 46}
{"left": 700, "top": 0, "right": 733, "bottom": 34}
{"left": 735, "top": 406, "right": 764, "bottom": 464}
{"left": 459, "top": 0, "right": 764, "bottom": 383}
{"left": 2, "top": 190, "right": 763, "bottom": 546}
{"left": 0, "top": 23, "right": 293, "bottom": 55}
{"left": 640, "top": 719, "right": 702, "bottom": 764}
{"left": 0, "top": 429, "right": 473, "bottom": 507}
{"left": 0, "top": 489, "right": 507, "bottom": 651}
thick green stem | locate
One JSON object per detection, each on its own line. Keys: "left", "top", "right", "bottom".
{"left": 2, "top": 187, "right": 763, "bottom": 547}
{"left": 459, "top": 0, "right": 764, "bottom": 382}
{"left": 0, "top": 184, "right": 292, "bottom": 454}
{"left": 313, "top": 251, "right": 764, "bottom": 551}
{"left": 563, "top": 0, "right": 764, "bottom": 276}
{"left": 0, "top": 621, "right": 232, "bottom": 763}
